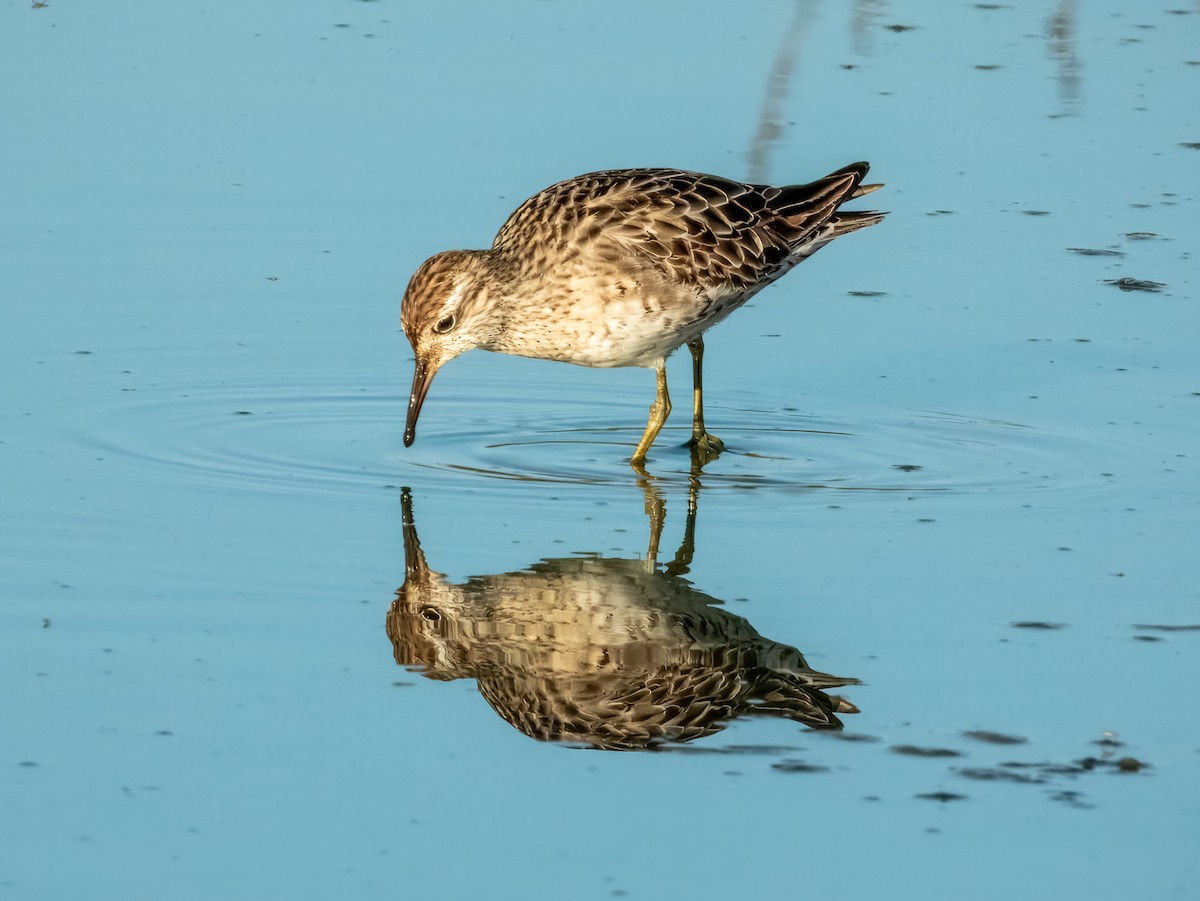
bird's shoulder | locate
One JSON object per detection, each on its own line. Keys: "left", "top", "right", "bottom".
{"left": 496, "top": 169, "right": 779, "bottom": 241}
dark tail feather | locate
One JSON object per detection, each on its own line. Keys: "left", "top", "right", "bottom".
{"left": 827, "top": 208, "right": 887, "bottom": 239}
{"left": 775, "top": 161, "right": 885, "bottom": 243}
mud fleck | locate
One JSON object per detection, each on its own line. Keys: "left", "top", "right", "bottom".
{"left": 892, "top": 745, "right": 963, "bottom": 758}
{"left": 962, "top": 730, "right": 1028, "bottom": 745}
{"left": 1105, "top": 278, "right": 1165, "bottom": 292}
{"left": 771, "top": 759, "right": 832, "bottom": 774}
{"left": 915, "top": 791, "right": 967, "bottom": 802}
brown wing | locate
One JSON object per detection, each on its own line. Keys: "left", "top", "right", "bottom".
{"left": 491, "top": 164, "right": 883, "bottom": 294}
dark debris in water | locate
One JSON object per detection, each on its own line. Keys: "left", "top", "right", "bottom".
{"left": 1048, "top": 790, "right": 1093, "bottom": 809}
{"left": 915, "top": 791, "right": 967, "bottom": 803}
{"left": 892, "top": 744, "right": 964, "bottom": 758}
{"left": 771, "top": 759, "right": 832, "bottom": 774}
{"left": 958, "top": 766, "right": 1046, "bottom": 784}
{"left": 886, "top": 728, "right": 1151, "bottom": 809}
{"left": 1123, "top": 231, "right": 1160, "bottom": 240}
{"left": 847, "top": 290, "right": 888, "bottom": 297}
{"left": 1133, "top": 623, "right": 1200, "bottom": 632}
{"left": 1078, "top": 755, "right": 1149, "bottom": 774}
{"left": 962, "top": 730, "right": 1028, "bottom": 745}
{"left": 662, "top": 743, "right": 807, "bottom": 757}
{"left": 1179, "top": 143, "right": 1200, "bottom": 150}
{"left": 1067, "top": 247, "right": 1125, "bottom": 257}
{"left": 1021, "top": 210, "right": 1051, "bottom": 216}
{"left": 955, "top": 754, "right": 1148, "bottom": 790}
{"left": 1105, "top": 277, "right": 1166, "bottom": 292}
{"left": 893, "top": 464, "right": 923, "bottom": 472}
{"left": 1010, "top": 621, "right": 1069, "bottom": 630}
{"left": 818, "top": 731, "right": 883, "bottom": 743}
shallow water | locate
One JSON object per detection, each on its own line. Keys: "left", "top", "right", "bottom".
{"left": 3, "top": 1, "right": 1199, "bottom": 899}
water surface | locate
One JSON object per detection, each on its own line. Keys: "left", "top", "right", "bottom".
{"left": 3, "top": 1, "right": 1198, "bottom": 899}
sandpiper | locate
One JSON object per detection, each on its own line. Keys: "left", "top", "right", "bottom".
{"left": 401, "top": 163, "right": 884, "bottom": 467}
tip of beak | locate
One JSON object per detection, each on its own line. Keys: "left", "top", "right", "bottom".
{"left": 404, "top": 355, "right": 436, "bottom": 449}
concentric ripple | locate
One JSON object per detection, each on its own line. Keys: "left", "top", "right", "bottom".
{"left": 78, "top": 375, "right": 1121, "bottom": 502}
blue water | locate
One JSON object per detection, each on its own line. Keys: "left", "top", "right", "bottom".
{"left": 3, "top": 1, "right": 1198, "bottom": 899}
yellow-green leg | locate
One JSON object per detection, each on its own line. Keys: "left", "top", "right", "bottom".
{"left": 631, "top": 360, "right": 671, "bottom": 469}
{"left": 686, "top": 337, "right": 725, "bottom": 463}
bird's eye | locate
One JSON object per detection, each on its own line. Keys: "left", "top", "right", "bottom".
{"left": 433, "top": 314, "right": 456, "bottom": 334}
{"left": 419, "top": 606, "right": 442, "bottom": 622}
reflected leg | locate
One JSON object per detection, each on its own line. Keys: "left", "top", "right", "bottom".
{"left": 664, "top": 477, "right": 700, "bottom": 578}
{"left": 639, "top": 477, "right": 666, "bottom": 572}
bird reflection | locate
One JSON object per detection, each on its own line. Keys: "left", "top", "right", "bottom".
{"left": 387, "top": 485, "right": 859, "bottom": 751}
{"left": 1047, "top": 0, "right": 1081, "bottom": 111}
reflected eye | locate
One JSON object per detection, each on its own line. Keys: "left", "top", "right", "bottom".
{"left": 433, "top": 314, "right": 456, "bottom": 334}
{"left": 419, "top": 606, "right": 441, "bottom": 622}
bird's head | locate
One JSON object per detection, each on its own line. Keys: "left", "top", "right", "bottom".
{"left": 400, "top": 250, "right": 498, "bottom": 446}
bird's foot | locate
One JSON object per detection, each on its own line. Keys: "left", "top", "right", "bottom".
{"left": 686, "top": 431, "right": 725, "bottom": 467}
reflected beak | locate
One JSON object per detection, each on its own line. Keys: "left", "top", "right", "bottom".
{"left": 404, "top": 356, "right": 438, "bottom": 447}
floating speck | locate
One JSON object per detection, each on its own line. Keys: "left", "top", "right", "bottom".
{"left": 958, "top": 767, "right": 1046, "bottom": 784}
{"left": 821, "top": 731, "right": 882, "bottom": 743}
{"left": 1048, "top": 790, "right": 1093, "bottom": 808}
{"left": 1011, "top": 621, "right": 1068, "bottom": 630}
{"left": 1067, "top": 247, "right": 1125, "bottom": 257}
{"left": 1105, "top": 277, "right": 1165, "bottom": 292}
{"left": 771, "top": 759, "right": 832, "bottom": 774}
{"left": 962, "top": 730, "right": 1028, "bottom": 745}
{"left": 892, "top": 745, "right": 963, "bottom": 758}
{"left": 915, "top": 791, "right": 966, "bottom": 802}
